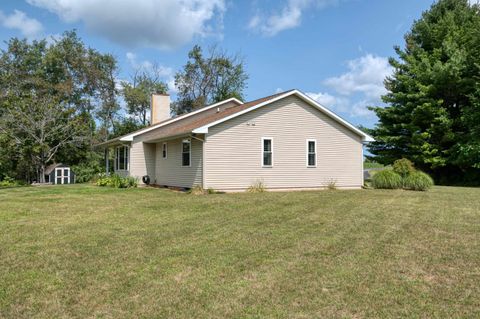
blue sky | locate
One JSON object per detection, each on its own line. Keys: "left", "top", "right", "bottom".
{"left": 0, "top": 0, "right": 439, "bottom": 128}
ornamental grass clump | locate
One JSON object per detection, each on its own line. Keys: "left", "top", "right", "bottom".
{"left": 189, "top": 185, "right": 206, "bottom": 195}
{"left": 403, "top": 171, "right": 434, "bottom": 191}
{"left": 372, "top": 157, "right": 434, "bottom": 191}
{"left": 247, "top": 181, "right": 266, "bottom": 193}
{"left": 393, "top": 158, "right": 416, "bottom": 178}
{"left": 371, "top": 170, "right": 403, "bottom": 189}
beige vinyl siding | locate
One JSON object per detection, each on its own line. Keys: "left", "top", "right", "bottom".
{"left": 154, "top": 137, "right": 203, "bottom": 188}
{"left": 129, "top": 141, "right": 156, "bottom": 183}
{"left": 204, "top": 95, "right": 364, "bottom": 190}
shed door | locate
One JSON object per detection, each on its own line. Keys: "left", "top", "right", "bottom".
{"left": 55, "top": 168, "right": 70, "bottom": 184}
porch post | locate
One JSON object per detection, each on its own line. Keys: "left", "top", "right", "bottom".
{"left": 105, "top": 148, "right": 109, "bottom": 175}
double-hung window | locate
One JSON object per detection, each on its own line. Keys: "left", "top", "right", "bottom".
{"left": 262, "top": 138, "right": 273, "bottom": 167}
{"left": 115, "top": 145, "right": 129, "bottom": 170}
{"left": 182, "top": 139, "right": 191, "bottom": 167}
{"left": 162, "top": 142, "right": 167, "bottom": 159}
{"left": 307, "top": 139, "right": 316, "bottom": 167}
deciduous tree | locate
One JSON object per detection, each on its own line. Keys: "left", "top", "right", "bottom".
{"left": 121, "top": 66, "right": 168, "bottom": 126}
{"left": 173, "top": 45, "right": 248, "bottom": 114}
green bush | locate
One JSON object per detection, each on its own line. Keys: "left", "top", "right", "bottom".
{"left": 371, "top": 170, "right": 403, "bottom": 189}
{"left": 0, "top": 176, "right": 25, "bottom": 188}
{"left": 95, "top": 173, "right": 138, "bottom": 188}
{"left": 404, "top": 171, "right": 434, "bottom": 191}
{"left": 72, "top": 162, "right": 103, "bottom": 183}
{"left": 392, "top": 158, "right": 415, "bottom": 178}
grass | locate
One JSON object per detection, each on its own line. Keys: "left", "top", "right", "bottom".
{"left": 0, "top": 185, "right": 479, "bottom": 318}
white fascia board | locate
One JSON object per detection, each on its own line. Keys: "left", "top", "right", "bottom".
{"left": 119, "top": 97, "right": 243, "bottom": 142}
{"left": 193, "top": 90, "right": 375, "bottom": 142}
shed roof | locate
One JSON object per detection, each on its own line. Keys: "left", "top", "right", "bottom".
{"left": 45, "top": 163, "right": 64, "bottom": 175}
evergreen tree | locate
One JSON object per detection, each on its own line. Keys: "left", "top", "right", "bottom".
{"left": 368, "top": 0, "right": 480, "bottom": 184}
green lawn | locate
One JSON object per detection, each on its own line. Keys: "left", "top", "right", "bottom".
{"left": 0, "top": 185, "right": 479, "bottom": 318}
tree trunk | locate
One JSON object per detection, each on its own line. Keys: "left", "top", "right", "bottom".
{"left": 39, "top": 163, "right": 46, "bottom": 183}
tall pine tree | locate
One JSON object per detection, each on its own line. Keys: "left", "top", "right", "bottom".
{"left": 368, "top": 0, "right": 480, "bottom": 184}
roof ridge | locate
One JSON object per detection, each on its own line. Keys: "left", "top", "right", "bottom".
{"left": 243, "top": 89, "right": 295, "bottom": 105}
{"left": 97, "top": 97, "right": 243, "bottom": 146}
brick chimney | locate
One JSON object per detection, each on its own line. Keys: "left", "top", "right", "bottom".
{"left": 151, "top": 94, "right": 171, "bottom": 125}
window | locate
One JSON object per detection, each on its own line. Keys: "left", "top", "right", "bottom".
{"left": 182, "top": 139, "right": 191, "bottom": 167}
{"left": 162, "top": 142, "right": 167, "bottom": 159}
{"left": 115, "top": 145, "right": 129, "bottom": 170}
{"left": 307, "top": 139, "right": 316, "bottom": 167}
{"left": 262, "top": 138, "right": 273, "bottom": 167}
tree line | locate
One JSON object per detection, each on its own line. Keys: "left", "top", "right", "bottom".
{"left": 0, "top": 32, "right": 248, "bottom": 183}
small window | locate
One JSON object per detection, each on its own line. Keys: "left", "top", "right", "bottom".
{"left": 307, "top": 139, "right": 316, "bottom": 167}
{"left": 115, "top": 145, "right": 129, "bottom": 170}
{"left": 262, "top": 138, "right": 273, "bottom": 167}
{"left": 182, "top": 139, "right": 191, "bottom": 167}
{"left": 162, "top": 142, "right": 167, "bottom": 159}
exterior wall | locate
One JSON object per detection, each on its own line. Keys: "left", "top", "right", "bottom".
{"left": 154, "top": 137, "right": 203, "bottom": 188}
{"left": 128, "top": 141, "right": 156, "bottom": 183}
{"left": 204, "top": 95, "right": 364, "bottom": 191}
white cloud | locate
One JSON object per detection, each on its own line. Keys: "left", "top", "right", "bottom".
{"left": 305, "top": 54, "right": 391, "bottom": 119}
{"left": 306, "top": 91, "right": 349, "bottom": 113}
{"left": 249, "top": 0, "right": 338, "bottom": 36}
{"left": 469, "top": 0, "right": 479, "bottom": 5}
{"left": 27, "top": 0, "right": 226, "bottom": 50}
{"left": 307, "top": 92, "right": 376, "bottom": 119}
{"left": 350, "top": 99, "right": 375, "bottom": 118}
{"left": 0, "top": 10, "right": 44, "bottom": 38}
{"left": 324, "top": 54, "right": 393, "bottom": 99}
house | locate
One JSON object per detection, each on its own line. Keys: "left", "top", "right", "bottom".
{"left": 97, "top": 90, "right": 374, "bottom": 191}
{"left": 45, "top": 163, "right": 75, "bottom": 185}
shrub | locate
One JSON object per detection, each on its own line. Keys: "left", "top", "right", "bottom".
{"left": 72, "top": 162, "right": 102, "bottom": 183}
{"left": 0, "top": 176, "right": 24, "bottom": 188}
{"left": 404, "top": 171, "right": 434, "bottom": 191}
{"left": 371, "top": 170, "right": 403, "bottom": 189}
{"left": 393, "top": 158, "right": 415, "bottom": 178}
{"left": 95, "top": 174, "right": 138, "bottom": 188}
{"left": 247, "top": 180, "right": 266, "bottom": 193}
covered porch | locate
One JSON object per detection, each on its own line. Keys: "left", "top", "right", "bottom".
{"left": 96, "top": 139, "right": 132, "bottom": 177}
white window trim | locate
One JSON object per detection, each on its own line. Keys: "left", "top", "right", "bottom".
{"left": 182, "top": 139, "right": 191, "bottom": 167}
{"left": 262, "top": 137, "right": 273, "bottom": 168}
{"left": 115, "top": 145, "right": 129, "bottom": 171}
{"left": 306, "top": 139, "right": 317, "bottom": 168}
{"left": 162, "top": 142, "right": 168, "bottom": 159}
{"left": 55, "top": 167, "right": 70, "bottom": 184}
